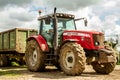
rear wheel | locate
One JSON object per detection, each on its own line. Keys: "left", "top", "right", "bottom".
{"left": 25, "top": 39, "right": 45, "bottom": 72}
{"left": 0, "top": 54, "right": 8, "bottom": 67}
{"left": 59, "top": 42, "right": 86, "bottom": 76}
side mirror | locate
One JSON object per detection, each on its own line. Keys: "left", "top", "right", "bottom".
{"left": 84, "top": 18, "right": 87, "bottom": 26}
{"left": 75, "top": 17, "right": 88, "bottom": 26}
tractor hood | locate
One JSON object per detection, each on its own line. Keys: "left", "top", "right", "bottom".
{"left": 63, "top": 30, "right": 104, "bottom": 35}
{"left": 62, "top": 30, "right": 104, "bottom": 50}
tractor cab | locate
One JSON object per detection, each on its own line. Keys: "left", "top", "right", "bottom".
{"left": 38, "top": 13, "right": 76, "bottom": 48}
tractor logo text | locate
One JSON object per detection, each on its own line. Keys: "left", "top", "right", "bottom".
{"left": 64, "top": 32, "right": 90, "bottom": 37}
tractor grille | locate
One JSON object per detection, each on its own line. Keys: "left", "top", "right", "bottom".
{"left": 93, "top": 34, "right": 104, "bottom": 46}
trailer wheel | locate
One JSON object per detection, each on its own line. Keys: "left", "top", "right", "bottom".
{"left": 0, "top": 54, "right": 8, "bottom": 66}
{"left": 91, "top": 62, "right": 115, "bottom": 74}
{"left": 25, "top": 39, "right": 45, "bottom": 72}
{"left": 59, "top": 42, "right": 86, "bottom": 76}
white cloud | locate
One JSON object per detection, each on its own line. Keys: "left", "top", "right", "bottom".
{"left": 9, "top": 7, "right": 35, "bottom": 22}
{"left": 101, "top": 14, "right": 119, "bottom": 37}
{"left": 89, "top": 16, "right": 103, "bottom": 31}
{"left": 103, "top": 15, "right": 118, "bottom": 30}
{"left": 104, "top": 1, "right": 116, "bottom": 8}
{"left": 43, "top": 0, "right": 102, "bottom": 11}
{"left": 113, "top": 25, "right": 120, "bottom": 35}
{"left": 103, "top": 0, "right": 120, "bottom": 8}
{"left": 0, "top": 0, "right": 119, "bottom": 39}
{"left": 0, "top": 6, "right": 38, "bottom": 31}
{"left": 0, "top": 0, "right": 32, "bottom": 8}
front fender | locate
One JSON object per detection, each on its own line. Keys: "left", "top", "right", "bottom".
{"left": 60, "top": 39, "right": 79, "bottom": 48}
{"left": 62, "top": 39, "right": 79, "bottom": 44}
{"left": 98, "top": 48, "right": 116, "bottom": 63}
{"left": 27, "top": 35, "right": 49, "bottom": 52}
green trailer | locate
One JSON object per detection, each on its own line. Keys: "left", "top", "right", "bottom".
{"left": 0, "top": 28, "right": 37, "bottom": 66}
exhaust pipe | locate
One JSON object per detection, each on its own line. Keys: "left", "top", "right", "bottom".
{"left": 53, "top": 7, "right": 58, "bottom": 59}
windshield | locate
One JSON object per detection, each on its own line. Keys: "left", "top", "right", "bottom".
{"left": 57, "top": 18, "right": 76, "bottom": 31}
{"left": 39, "top": 17, "right": 76, "bottom": 48}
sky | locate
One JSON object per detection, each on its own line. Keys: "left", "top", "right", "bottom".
{"left": 0, "top": 0, "right": 120, "bottom": 38}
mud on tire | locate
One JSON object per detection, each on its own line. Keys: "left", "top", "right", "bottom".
{"left": 91, "top": 62, "right": 115, "bottom": 74}
{"left": 91, "top": 47, "right": 116, "bottom": 74}
{"left": 25, "top": 39, "right": 46, "bottom": 72}
{"left": 59, "top": 42, "right": 86, "bottom": 76}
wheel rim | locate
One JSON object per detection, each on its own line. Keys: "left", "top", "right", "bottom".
{"left": 63, "top": 51, "right": 75, "bottom": 70}
{"left": 29, "top": 49, "right": 38, "bottom": 66}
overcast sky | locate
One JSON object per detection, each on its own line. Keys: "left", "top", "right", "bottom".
{"left": 0, "top": 0, "right": 120, "bottom": 37}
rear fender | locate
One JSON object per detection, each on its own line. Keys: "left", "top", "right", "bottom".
{"left": 27, "top": 35, "right": 49, "bottom": 52}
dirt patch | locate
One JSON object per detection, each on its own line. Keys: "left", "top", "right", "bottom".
{"left": 0, "top": 65, "right": 120, "bottom": 80}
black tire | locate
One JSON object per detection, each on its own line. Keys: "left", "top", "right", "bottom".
{"left": 91, "top": 62, "right": 116, "bottom": 74}
{"left": 91, "top": 47, "right": 116, "bottom": 74}
{"left": 25, "top": 39, "right": 46, "bottom": 72}
{"left": 0, "top": 54, "right": 8, "bottom": 67}
{"left": 59, "top": 42, "right": 86, "bottom": 76}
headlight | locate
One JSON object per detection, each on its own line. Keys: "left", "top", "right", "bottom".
{"left": 95, "top": 42, "right": 100, "bottom": 46}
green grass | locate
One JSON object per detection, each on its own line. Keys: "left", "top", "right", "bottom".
{"left": 11, "top": 62, "right": 20, "bottom": 67}
{"left": 0, "top": 67, "right": 27, "bottom": 76}
{"left": 117, "top": 61, "right": 120, "bottom": 65}
{"left": 0, "top": 62, "right": 26, "bottom": 76}
{"left": 0, "top": 70, "right": 19, "bottom": 76}
{"left": 116, "top": 59, "right": 120, "bottom": 65}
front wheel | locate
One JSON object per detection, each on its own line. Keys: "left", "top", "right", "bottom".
{"left": 91, "top": 62, "right": 116, "bottom": 74}
{"left": 25, "top": 39, "right": 46, "bottom": 72}
{"left": 91, "top": 47, "right": 116, "bottom": 74}
{"left": 59, "top": 42, "right": 86, "bottom": 76}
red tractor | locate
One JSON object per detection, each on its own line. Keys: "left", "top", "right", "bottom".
{"left": 25, "top": 8, "right": 116, "bottom": 76}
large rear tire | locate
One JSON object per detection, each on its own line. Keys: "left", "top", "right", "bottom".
{"left": 25, "top": 39, "right": 45, "bottom": 72}
{"left": 0, "top": 54, "right": 8, "bottom": 67}
{"left": 59, "top": 42, "right": 86, "bottom": 76}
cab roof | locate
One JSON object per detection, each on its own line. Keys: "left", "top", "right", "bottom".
{"left": 38, "top": 13, "right": 75, "bottom": 20}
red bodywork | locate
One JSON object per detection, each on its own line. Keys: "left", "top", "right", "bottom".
{"left": 63, "top": 30, "right": 104, "bottom": 50}
{"left": 27, "top": 35, "right": 49, "bottom": 51}
{"left": 27, "top": 30, "right": 104, "bottom": 51}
